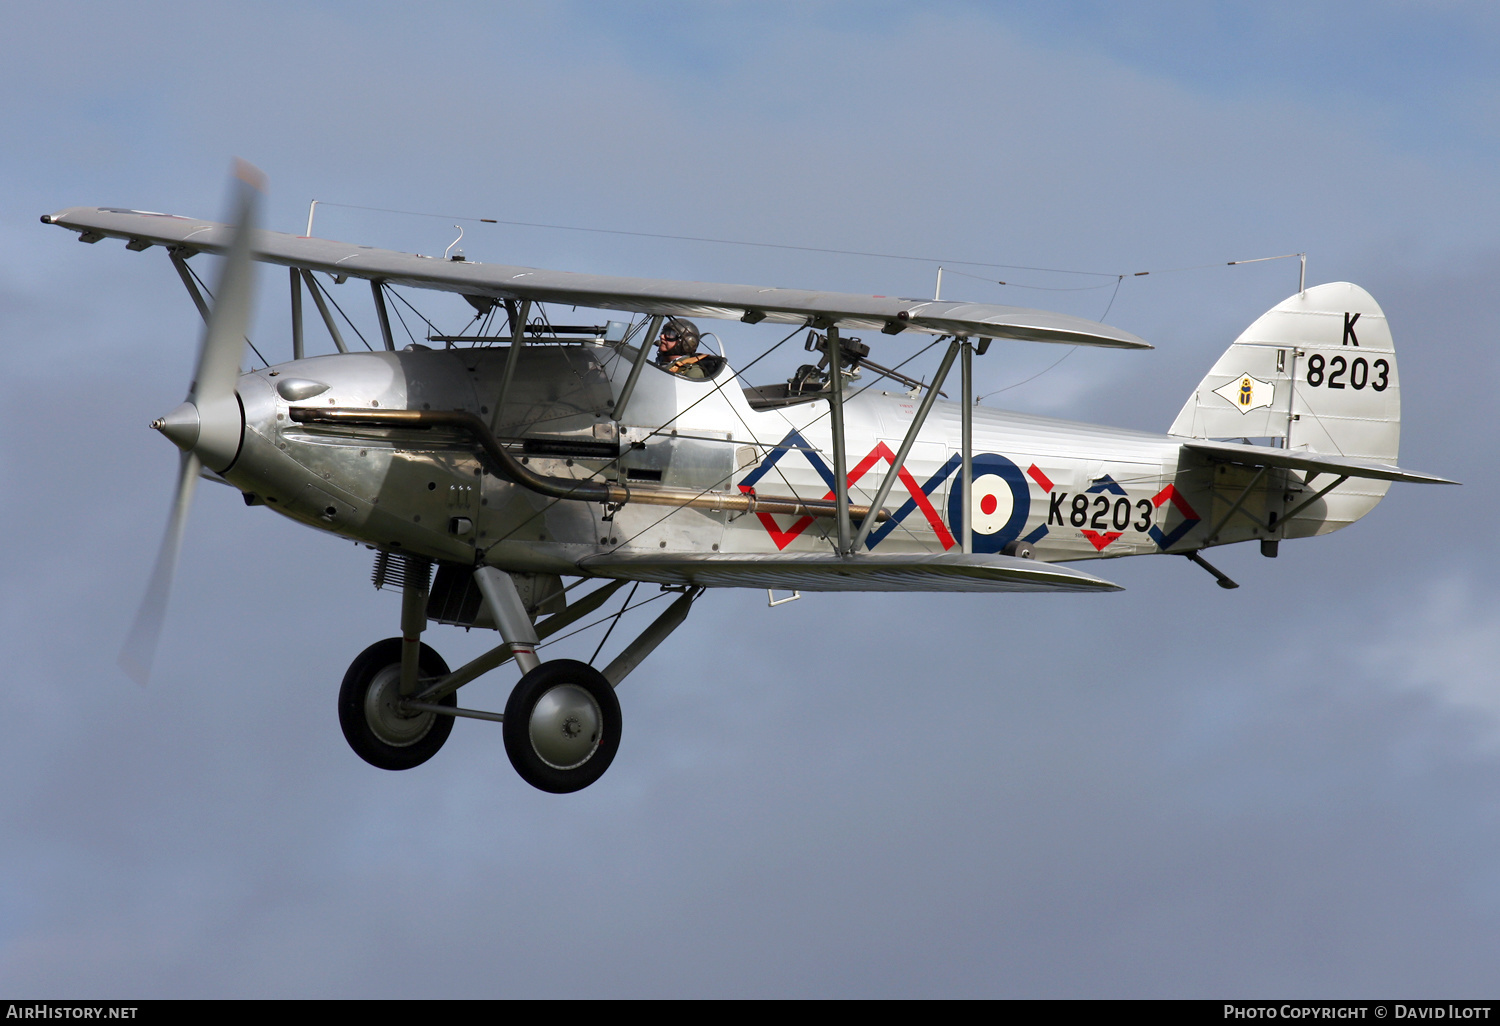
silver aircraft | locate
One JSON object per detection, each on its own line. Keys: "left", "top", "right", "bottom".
{"left": 44, "top": 164, "right": 1455, "bottom": 793}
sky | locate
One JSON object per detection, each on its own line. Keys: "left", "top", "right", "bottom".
{"left": 2, "top": 0, "right": 1499, "bottom": 998}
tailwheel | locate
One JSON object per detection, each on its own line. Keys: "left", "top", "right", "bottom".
{"left": 338, "top": 638, "right": 456, "bottom": 770}
{"left": 503, "top": 659, "right": 621, "bottom": 793}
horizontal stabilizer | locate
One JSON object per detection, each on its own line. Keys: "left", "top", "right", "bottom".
{"left": 579, "top": 551, "right": 1122, "bottom": 593}
{"left": 1179, "top": 439, "right": 1457, "bottom": 485}
{"left": 43, "top": 206, "right": 1151, "bottom": 349}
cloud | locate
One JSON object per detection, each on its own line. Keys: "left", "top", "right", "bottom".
{"left": 1362, "top": 576, "right": 1500, "bottom": 741}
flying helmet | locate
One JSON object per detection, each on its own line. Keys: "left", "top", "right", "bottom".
{"left": 659, "top": 317, "right": 701, "bottom": 358}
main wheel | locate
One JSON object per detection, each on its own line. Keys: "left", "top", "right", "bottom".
{"left": 503, "top": 659, "right": 621, "bottom": 793}
{"left": 338, "top": 638, "right": 456, "bottom": 770}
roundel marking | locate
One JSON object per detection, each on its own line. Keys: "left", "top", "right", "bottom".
{"left": 946, "top": 454, "right": 1030, "bottom": 553}
{"left": 970, "top": 474, "right": 1013, "bottom": 535}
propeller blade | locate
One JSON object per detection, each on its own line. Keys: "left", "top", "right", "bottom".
{"left": 119, "top": 450, "right": 202, "bottom": 685}
{"left": 121, "top": 159, "right": 265, "bottom": 683}
{"left": 189, "top": 158, "right": 264, "bottom": 470}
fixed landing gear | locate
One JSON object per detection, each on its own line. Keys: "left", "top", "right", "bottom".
{"left": 338, "top": 638, "right": 456, "bottom": 770}
{"left": 337, "top": 560, "right": 699, "bottom": 792}
{"left": 503, "top": 659, "right": 621, "bottom": 793}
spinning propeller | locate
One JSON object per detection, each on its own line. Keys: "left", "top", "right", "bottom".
{"left": 119, "top": 160, "right": 264, "bottom": 684}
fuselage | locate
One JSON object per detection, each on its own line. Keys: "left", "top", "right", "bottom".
{"left": 223, "top": 340, "right": 1364, "bottom": 576}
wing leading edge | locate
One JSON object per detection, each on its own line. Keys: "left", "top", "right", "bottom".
{"left": 580, "top": 551, "right": 1122, "bottom": 593}
{"left": 43, "top": 206, "right": 1152, "bottom": 349}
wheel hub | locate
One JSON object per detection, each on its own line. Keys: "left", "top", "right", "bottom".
{"left": 363, "top": 665, "right": 435, "bottom": 747}
{"left": 528, "top": 683, "right": 602, "bottom": 770}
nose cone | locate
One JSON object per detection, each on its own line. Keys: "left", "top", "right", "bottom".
{"left": 150, "top": 393, "right": 243, "bottom": 472}
{"left": 151, "top": 401, "right": 201, "bottom": 451}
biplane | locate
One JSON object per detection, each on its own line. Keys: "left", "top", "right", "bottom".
{"left": 42, "top": 164, "right": 1455, "bottom": 792}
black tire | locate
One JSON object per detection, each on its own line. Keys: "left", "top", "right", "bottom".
{"left": 338, "top": 638, "right": 456, "bottom": 770}
{"left": 503, "top": 659, "right": 621, "bottom": 793}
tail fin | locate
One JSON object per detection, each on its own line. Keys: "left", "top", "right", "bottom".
{"left": 1171, "top": 282, "right": 1399, "bottom": 459}
{"left": 1170, "top": 283, "right": 1400, "bottom": 536}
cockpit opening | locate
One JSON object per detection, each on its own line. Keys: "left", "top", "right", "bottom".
{"left": 743, "top": 329, "right": 879, "bottom": 411}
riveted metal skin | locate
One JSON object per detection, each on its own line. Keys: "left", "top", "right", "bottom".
{"left": 225, "top": 344, "right": 900, "bottom": 580}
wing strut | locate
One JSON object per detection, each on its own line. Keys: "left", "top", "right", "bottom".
{"left": 301, "top": 270, "right": 349, "bottom": 353}
{"left": 371, "top": 281, "right": 396, "bottom": 351}
{"left": 169, "top": 250, "right": 211, "bottom": 324}
{"left": 496, "top": 299, "right": 532, "bottom": 413}
{"left": 289, "top": 267, "right": 304, "bottom": 360}
{"left": 851, "top": 337, "right": 962, "bottom": 551}
{"left": 828, "top": 324, "right": 852, "bottom": 552}
{"left": 600, "top": 587, "right": 700, "bottom": 687}
{"left": 1282, "top": 473, "right": 1349, "bottom": 523}
{"left": 960, "top": 338, "right": 975, "bottom": 554}
{"left": 612, "top": 314, "right": 664, "bottom": 423}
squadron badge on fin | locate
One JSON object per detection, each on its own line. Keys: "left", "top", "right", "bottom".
{"left": 1213, "top": 372, "right": 1274, "bottom": 414}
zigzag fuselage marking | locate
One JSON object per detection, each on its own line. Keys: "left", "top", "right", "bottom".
{"left": 722, "top": 394, "right": 1219, "bottom": 561}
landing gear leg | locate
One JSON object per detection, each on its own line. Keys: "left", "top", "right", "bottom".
{"left": 340, "top": 560, "right": 455, "bottom": 770}
{"left": 473, "top": 570, "right": 702, "bottom": 793}
{"left": 399, "top": 557, "right": 432, "bottom": 697}
{"left": 474, "top": 567, "right": 541, "bottom": 674}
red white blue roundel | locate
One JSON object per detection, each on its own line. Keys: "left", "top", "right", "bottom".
{"left": 946, "top": 454, "right": 1030, "bottom": 553}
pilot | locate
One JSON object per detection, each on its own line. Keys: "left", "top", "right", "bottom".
{"left": 655, "top": 318, "right": 710, "bottom": 378}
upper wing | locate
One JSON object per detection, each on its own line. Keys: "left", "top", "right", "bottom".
{"left": 580, "top": 551, "right": 1122, "bottom": 593}
{"left": 1179, "top": 439, "right": 1458, "bottom": 484}
{"left": 43, "top": 206, "right": 1152, "bottom": 349}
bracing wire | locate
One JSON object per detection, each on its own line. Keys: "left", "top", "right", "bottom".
{"left": 183, "top": 261, "right": 270, "bottom": 368}
{"left": 588, "top": 583, "right": 639, "bottom": 665}
{"left": 308, "top": 274, "right": 376, "bottom": 351}
{"left": 602, "top": 334, "right": 948, "bottom": 556}
{"left": 385, "top": 285, "right": 443, "bottom": 341}
{"left": 384, "top": 288, "right": 420, "bottom": 348}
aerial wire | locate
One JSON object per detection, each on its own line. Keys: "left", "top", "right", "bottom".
{"left": 309, "top": 200, "right": 1117, "bottom": 277}
{"left": 307, "top": 200, "right": 1306, "bottom": 286}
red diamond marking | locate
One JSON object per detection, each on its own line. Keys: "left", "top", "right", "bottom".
{"left": 1080, "top": 530, "right": 1123, "bottom": 552}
